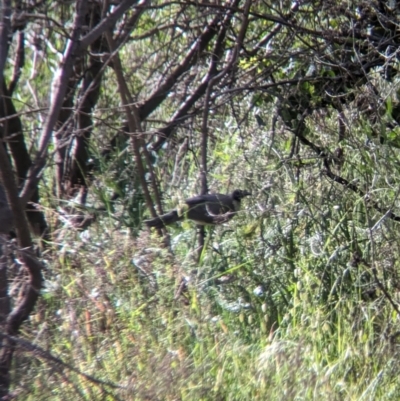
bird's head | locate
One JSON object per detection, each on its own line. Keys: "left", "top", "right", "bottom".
{"left": 232, "top": 189, "right": 252, "bottom": 201}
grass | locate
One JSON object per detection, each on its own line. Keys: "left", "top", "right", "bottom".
{"left": 9, "top": 92, "right": 400, "bottom": 400}
{"left": 9, "top": 213, "right": 400, "bottom": 400}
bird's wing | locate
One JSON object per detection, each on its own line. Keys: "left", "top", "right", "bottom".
{"left": 185, "top": 194, "right": 233, "bottom": 214}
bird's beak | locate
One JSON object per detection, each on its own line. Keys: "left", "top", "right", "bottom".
{"left": 243, "top": 190, "right": 252, "bottom": 197}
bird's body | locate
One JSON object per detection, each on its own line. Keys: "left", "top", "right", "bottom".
{"left": 145, "top": 189, "right": 251, "bottom": 229}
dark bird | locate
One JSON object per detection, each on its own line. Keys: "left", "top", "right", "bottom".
{"left": 145, "top": 189, "right": 251, "bottom": 229}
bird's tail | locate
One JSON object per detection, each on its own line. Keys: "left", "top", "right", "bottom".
{"left": 144, "top": 210, "right": 180, "bottom": 228}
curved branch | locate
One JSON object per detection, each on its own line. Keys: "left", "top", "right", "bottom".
{"left": 20, "top": 0, "right": 141, "bottom": 206}
{"left": 138, "top": 0, "right": 232, "bottom": 120}
{"left": 290, "top": 119, "right": 400, "bottom": 223}
{"left": 150, "top": 0, "right": 242, "bottom": 151}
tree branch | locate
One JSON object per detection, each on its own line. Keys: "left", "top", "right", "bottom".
{"left": 20, "top": 0, "right": 141, "bottom": 206}
{"left": 138, "top": 0, "right": 230, "bottom": 120}
{"left": 290, "top": 119, "right": 400, "bottom": 223}
{"left": 105, "top": 31, "right": 164, "bottom": 236}
{"left": 150, "top": 0, "right": 242, "bottom": 151}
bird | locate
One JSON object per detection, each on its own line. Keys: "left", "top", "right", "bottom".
{"left": 144, "top": 189, "right": 251, "bottom": 229}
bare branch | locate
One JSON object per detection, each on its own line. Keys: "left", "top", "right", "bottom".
{"left": 150, "top": 0, "right": 242, "bottom": 151}
{"left": 8, "top": 30, "right": 25, "bottom": 95}
{"left": 0, "top": 141, "right": 43, "bottom": 397}
{"left": 81, "top": 0, "right": 143, "bottom": 48}
{"left": 139, "top": 1, "right": 229, "bottom": 120}
{"left": 105, "top": 31, "right": 164, "bottom": 237}
{"left": 19, "top": 0, "right": 88, "bottom": 205}
{"left": 0, "top": 333, "right": 125, "bottom": 390}
{"left": 20, "top": 0, "right": 142, "bottom": 205}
